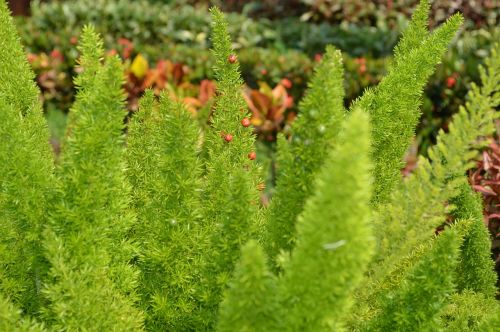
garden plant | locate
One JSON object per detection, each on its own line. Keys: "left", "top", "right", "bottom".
{"left": 0, "top": 0, "right": 499, "bottom": 331}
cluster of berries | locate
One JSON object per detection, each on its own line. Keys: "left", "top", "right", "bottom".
{"left": 222, "top": 54, "right": 256, "bottom": 161}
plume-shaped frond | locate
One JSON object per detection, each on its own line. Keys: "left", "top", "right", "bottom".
{"left": 193, "top": 8, "right": 261, "bottom": 329}
{"left": 0, "top": 1, "right": 54, "bottom": 315}
{"left": 127, "top": 90, "right": 203, "bottom": 330}
{"left": 42, "top": 27, "right": 143, "bottom": 330}
{"left": 452, "top": 183, "right": 497, "bottom": 297}
{"left": 371, "top": 42, "right": 500, "bottom": 285}
{"left": 352, "top": 8, "right": 463, "bottom": 204}
{"left": 0, "top": 294, "right": 45, "bottom": 332}
{"left": 278, "top": 109, "right": 373, "bottom": 331}
{"left": 264, "top": 46, "right": 346, "bottom": 263}
{"left": 364, "top": 225, "right": 462, "bottom": 331}
{"left": 217, "top": 240, "right": 279, "bottom": 332}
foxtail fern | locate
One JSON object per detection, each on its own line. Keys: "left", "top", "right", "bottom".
{"left": 352, "top": 41, "right": 499, "bottom": 330}
{"left": 219, "top": 110, "right": 373, "bottom": 331}
{"left": 452, "top": 183, "right": 497, "bottom": 297}
{"left": 0, "top": 0, "right": 54, "bottom": 315}
{"left": 0, "top": 1, "right": 497, "bottom": 330}
{"left": 278, "top": 109, "right": 373, "bottom": 331}
{"left": 41, "top": 27, "right": 143, "bottom": 330}
{"left": 264, "top": 46, "right": 345, "bottom": 263}
{"left": 352, "top": 0, "right": 463, "bottom": 204}
{"left": 194, "top": 8, "right": 261, "bottom": 328}
{"left": 126, "top": 90, "right": 202, "bottom": 330}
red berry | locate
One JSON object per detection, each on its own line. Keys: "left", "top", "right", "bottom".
{"left": 70, "top": 36, "right": 78, "bottom": 45}
{"left": 241, "top": 118, "right": 251, "bottom": 127}
{"left": 248, "top": 151, "right": 256, "bottom": 160}
{"left": 261, "top": 69, "right": 268, "bottom": 75}
{"left": 228, "top": 54, "right": 237, "bottom": 64}
{"left": 446, "top": 76, "right": 457, "bottom": 88}
{"left": 224, "top": 134, "right": 233, "bottom": 142}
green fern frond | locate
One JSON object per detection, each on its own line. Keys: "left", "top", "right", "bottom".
{"left": 364, "top": 224, "right": 463, "bottom": 332}
{"left": 371, "top": 41, "right": 499, "bottom": 283}
{"left": 264, "top": 46, "right": 346, "bottom": 263}
{"left": 278, "top": 109, "right": 373, "bottom": 331}
{"left": 0, "top": 294, "right": 45, "bottom": 332}
{"left": 0, "top": 1, "right": 54, "bottom": 315}
{"left": 0, "top": 0, "right": 40, "bottom": 115}
{"left": 354, "top": 41, "right": 499, "bottom": 331}
{"left": 192, "top": 8, "right": 261, "bottom": 328}
{"left": 127, "top": 90, "right": 203, "bottom": 330}
{"left": 42, "top": 28, "right": 143, "bottom": 330}
{"left": 217, "top": 240, "right": 279, "bottom": 332}
{"left": 392, "top": 0, "right": 431, "bottom": 65}
{"left": 353, "top": 10, "right": 463, "bottom": 204}
{"left": 452, "top": 183, "right": 497, "bottom": 297}
{"left": 440, "top": 290, "right": 499, "bottom": 331}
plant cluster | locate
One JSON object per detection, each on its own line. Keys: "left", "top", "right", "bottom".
{"left": 0, "top": 1, "right": 499, "bottom": 331}
{"left": 17, "top": 0, "right": 400, "bottom": 58}
{"left": 297, "top": 0, "right": 499, "bottom": 27}
{"left": 146, "top": 0, "right": 499, "bottom": 28}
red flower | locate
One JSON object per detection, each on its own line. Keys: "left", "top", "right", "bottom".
{"left": 314, "top": 53, "right": 322, "bottom": 62}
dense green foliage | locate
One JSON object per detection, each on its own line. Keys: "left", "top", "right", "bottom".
{"left": 264, "top": 45, "right": 345, "bottom": 261}
{"left": 0, "top": 1, "right": 498, "bottom": 330}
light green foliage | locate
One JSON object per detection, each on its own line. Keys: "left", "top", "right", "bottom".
{"left": 352, "top": 0, "right": 463, "bottom": 204}
{"left": 368, "top": 41, "right": 500, "bottom": 290}
{"left": 452, "top": 183, "right": 497, "bottom": 297}
{"left": 0, "top": 295, "right": 45, "bottom": 332}
{"left": 41, "top": 27, "right": 143, "bottom": 330}
{"left": 0, "top": 1, "right": 39, "bottom": 115}
{"left": 440, "top": 290, "right": 500, "bottom": 332}
{"left": 478, "top": 309, "right": 500, "bottom": 332}
{"left": 0, "top": 1, "right": 499, "bottom": 331}
{"left": 278, "top": 109, "right": 373, "bottom": 331}
{"left": 392, "top": 0, "right": 430, "bottom": 64}
{"left": 219, "top": 110, "right": 373, "bottom": 332}
{"left": 206, "top": 7, "right": 255, "bottom": 164}
{"left": 126, "top": 90, "right": 202, "bottom": 330}
{"left": 217, "top": 240, "right": 279, "bottom": 332}
{"left": 194, "top": 8, "right": 261, "bottom": 328}
{"left": 365, "top": 225, "right": 462, "bottom": 332}
{"left": 0, "top": 1, "right": 54, "bottom": 315}
{"left": 264, "top": 46, "right": 345, "bottom": 262}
